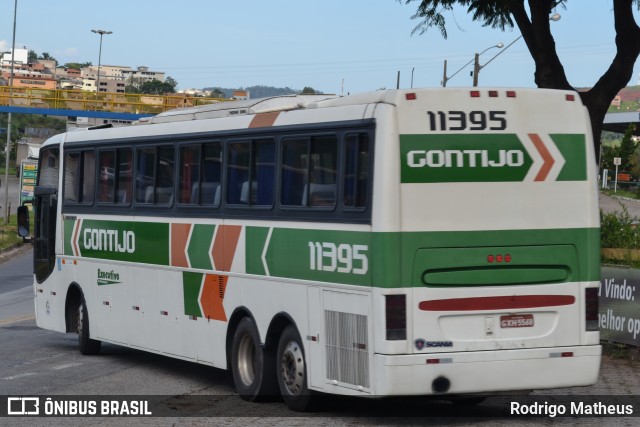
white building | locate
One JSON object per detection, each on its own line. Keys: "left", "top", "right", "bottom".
{"left": 0, "top": 47, "right": 28, "bottom": 65}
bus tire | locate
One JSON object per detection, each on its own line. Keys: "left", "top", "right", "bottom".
{"left": 78, "top": 297, "right": 101, "bottom": 355}
{"left": 230, "top": 317, "right": 277, "bottom": 401}
{"left": 277, "top": 325, "right": 315, "bottom": 412}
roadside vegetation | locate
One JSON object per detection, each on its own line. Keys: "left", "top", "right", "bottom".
{"left": 0, "top": 210, "right": 25, "bottom": 252}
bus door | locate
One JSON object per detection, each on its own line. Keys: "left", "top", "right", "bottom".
{"left": 34, "top": 147, "right": 60, "bottom": 283}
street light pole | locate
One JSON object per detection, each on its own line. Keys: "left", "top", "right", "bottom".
{"left": 471, "top": 43, "right": 505, "bottom": 87}
{"left": 3, "top": 0, "right": 18, "bottom": 224}
{"left": 91, "top": 29, "right": 112, "bottom": 94}
{"left": 442, "top": 43, "right": 503, "bottom": 87}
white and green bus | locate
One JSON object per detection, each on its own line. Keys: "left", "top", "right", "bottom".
{"left": 30, "top": 88, "right": 601, "bottom": 410}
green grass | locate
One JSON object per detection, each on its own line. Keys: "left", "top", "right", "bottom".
{"left": 0, "top": 212, "right": 24, "bottom": 251}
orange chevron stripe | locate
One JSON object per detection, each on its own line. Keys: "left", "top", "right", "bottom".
{"left": 72, "top": 219, "right": 82, "bottom": 256}
{"left": 249, "top": 111, "right": 280, "bottom": 128}
{"left": 212, "top": 225, "right": 242, "bottom": 272}
{"left": 200, "top": 274, "right": 227, "bottom": 322}
{"left": 529, "top": 133, "right": 554, "bottom": 182}
{"left": 171, "top": 223, "right": 192, "bottom": 267}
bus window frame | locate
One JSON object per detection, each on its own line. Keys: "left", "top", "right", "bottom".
{"left": 58, "top": 119, "right": 374, "bottom": 224}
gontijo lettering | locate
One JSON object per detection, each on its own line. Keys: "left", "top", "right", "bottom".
{"left": 83, "top": 228, "right": 135, "bottom": 253}
{"left": 407, "top": 149, "right": 525, "bottom": 168}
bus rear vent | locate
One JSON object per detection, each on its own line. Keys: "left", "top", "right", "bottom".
{"left": 324, "top": 310, "right": 369, "bottom": 388}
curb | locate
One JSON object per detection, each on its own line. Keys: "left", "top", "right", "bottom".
{"left": 0, "top": 242, "right": 30, "bottom": 264}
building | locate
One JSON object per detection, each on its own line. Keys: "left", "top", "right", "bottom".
{"left": 82, "top": 77, "right": 125, "bottom": 93}
{"left": 80, "top": 65, "right": 165, "bottom": 92}
{"left": 233, "top": 90, "right": 250, "bottom": 100}
{"left": 0, "top": 47, "right": 28, "bottom": 65}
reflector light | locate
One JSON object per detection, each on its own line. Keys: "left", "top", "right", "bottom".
{"left": 406, "top": 93, "right": 417, "bottom": 100}
{"left": 585, "top": 287, "right": 599, "bottom": 331}
{"left": 488, "top": 90, "right": 498, "bottom": 97}
{"left": 566, "top": 94, "right": 575, "bottom": 101}
{"left": 426, "top": 359, "right": 440, "bottom": 364}
{"left": 386, "top": 295, "right": 407, "bottom": 341}
{"left": 506, "top": 91, "right": 517, "bottom": 98}
{"left": 470, "top": 91, "right": 481, "bottom": 98}
{"left": 562, "top": 352, "right": 574, "bottom": 357}
{"left": 487, "top": 254, "right": 512, "bottom": 263}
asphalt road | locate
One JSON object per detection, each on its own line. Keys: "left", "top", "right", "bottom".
{"left": 600, "top": 192, "right": 640, "bottom": 217}
{"left": 1, "top": 250, "right": 640, "bottom": 426}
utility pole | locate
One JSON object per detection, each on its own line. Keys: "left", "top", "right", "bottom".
{"left": 4, "top": 0, "right": 18, "bottom": 224}
{"left": 472, "top": 53, "right": 480, "bottom": 87}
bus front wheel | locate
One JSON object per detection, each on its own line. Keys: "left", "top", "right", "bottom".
{"left": 78, "top": 297, "right": 101, "bottom": 355}
{"left": 277, "top": 325, "right": 315, "bottom": 411}
{"left": 230, "top": 317, "right": 276, "bottom": 401}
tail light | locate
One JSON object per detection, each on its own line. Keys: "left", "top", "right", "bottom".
{"left": 585, "top": 287, "right": 599, "bottom": 331}
{"left": 385, "top": 295, "right": 407, "bottom": 340}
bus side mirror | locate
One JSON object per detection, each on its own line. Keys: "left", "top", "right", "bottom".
{"left": 17, "top": 205, "right": 30, "bottom": 238}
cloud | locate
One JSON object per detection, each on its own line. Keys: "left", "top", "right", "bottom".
{"left": 0, "top": 40, "right": 9, "bottom": 51}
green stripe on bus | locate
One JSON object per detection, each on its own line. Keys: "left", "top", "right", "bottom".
{"left": 400, "top": 134, "right": 533, "bottom": 183}
{"left": 188, "top": 224, "right": 216, "bottom": 269}
{"left": 552, "top": 134, "right": 588, "bottom": 181}
{"left": 183, "top": 272, "right": 203, "bottom": 317}
{"left": 246, "top": 227, "right": 600, "bottom": 288}
{"left": 64, "top": 218, "right": 599, "bottom": 288}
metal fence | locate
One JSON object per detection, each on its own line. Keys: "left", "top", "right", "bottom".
{"left": 0, "top": 86, "right": 226, "bottom": 115}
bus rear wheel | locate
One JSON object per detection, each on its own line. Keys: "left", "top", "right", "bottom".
{"left": 78, "top": 297, "right": 101, "bottom": 355}
{"left": 277, "top": 325, "right": 315, "bottom": 411}
{"left": 230, "top": 317, "right": 277, "bottom": 401}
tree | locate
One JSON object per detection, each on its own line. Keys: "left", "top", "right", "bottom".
{"left": 209, "top": 88, "right": 225, "bottom": 98}
{"left": 28, "top": 50, "right": 37, "bottom": 63}
{"left": 400, "top": 0, "right": 640, "bottom": 158}
{"left": 136, "top": 77, "right": 178, "bottom": 95}
{"left": 38, "top": 52, "right": 57, "bottom": 63}
{"left": 301, "top": 86, "right": 319, "bottom": 94}
{"left": 63, "top": 62, "right": 92, "bottom": 70}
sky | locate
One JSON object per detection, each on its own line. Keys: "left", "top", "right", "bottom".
{"left": 1, "top": 0, "right": 639, "bottom": 95}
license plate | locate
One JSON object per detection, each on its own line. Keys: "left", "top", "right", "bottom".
{"left": 500, "top": 314, "right": 534, "bottom": 328}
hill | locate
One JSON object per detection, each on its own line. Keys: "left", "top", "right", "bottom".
{"left": 204, "top": 85, "right": 302, "bottom": 99}
{"left": 609, "top": 86, "right": 640, "bottom": 113}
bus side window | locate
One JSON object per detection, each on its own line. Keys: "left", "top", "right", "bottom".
{"left": 82, "top": 151, "right": 96, "bottom": 203}
{"left": 179, "top": 145, "right": 200, "bottom": 204}
{"left": 343, "top": 133, "right": 370, "bottom": 209}
{"left": 39, "top": 148, "right": 59, "bottom": 188}
{"left": 308, "top": 136, "right": 337, "bottom": 207}
{"left": 136, "top": 148, "right": 155, "bottom": 204}
{"left": 116, "top": 148, "right": 132, "bottom": 204}
{"left": 281, "top": 138, "right": 308, "bottom": 206}
{"left": 254, "top": 140, "right": 275, "bottom": 205}
{"left": 201, "top": 142, "right": 222, "bottom": 206}
{"left": 179, "top": 142, "right": 222, "bottom": 206}
{"left": 155, "top": 146, "right": 175, "bottom": 204}
{"left": 226, "top": 139, "right": 274, "bottom": 206}
{"left": 98, "top": 150, "right": 116, "bottom": 203}
{"left": 64, "top": 152, "right": 81, "bottom": 203}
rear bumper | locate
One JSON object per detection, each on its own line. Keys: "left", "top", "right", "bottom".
{"left": 373, "top": 345, "right": 601, "bottom": 396}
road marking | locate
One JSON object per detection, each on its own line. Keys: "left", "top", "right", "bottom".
{"left": 51, "top": 363, "right": 82, "bottom": 370}
{"left": 2, "top": 372, "right": 37, "bottom": 381}
{"left": 0, "top": 315, "right": 35, "bottom": 326}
